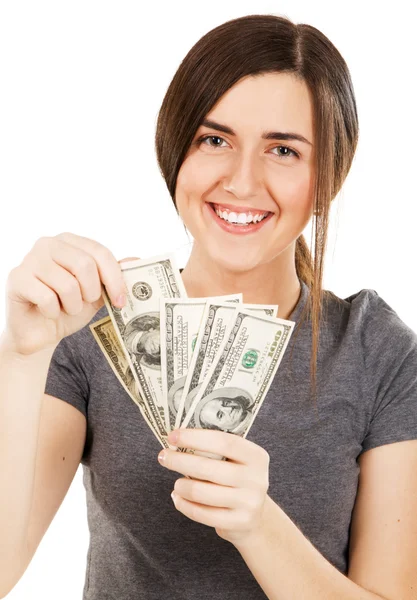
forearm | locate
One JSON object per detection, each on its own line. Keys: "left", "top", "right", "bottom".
{"left": 0, "top": 332, "right": 56, "bottom": 593}
{"left": 234, "top": 495, "right": 387, "bottom": 600}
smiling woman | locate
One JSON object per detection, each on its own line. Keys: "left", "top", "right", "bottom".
{"left": 2, "top": 10, "right": 416, "bottom": 600}
{"left": 149, "top": 13, "right": 417, "bottom": 600}
{"left": 155, "top": 15, "right": 358, "bottom": 406}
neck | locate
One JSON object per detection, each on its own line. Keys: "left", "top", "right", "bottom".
{"left": 180, "top": 244, "right": 302, "bottom": 321}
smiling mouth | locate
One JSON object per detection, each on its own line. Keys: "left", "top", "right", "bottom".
{"left": 207, "top": 202, "right": 274, "bottom": 233}
{"left": 209, "top": 202, "right": 273, "bottom": 223}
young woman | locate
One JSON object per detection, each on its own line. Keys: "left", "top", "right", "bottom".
{"left": 1, "top": 14, "right": 416, "bottom": 600}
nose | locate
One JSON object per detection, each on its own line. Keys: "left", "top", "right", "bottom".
{"left": 223, "top": 150, "right": 262, "bottom": 199}
{"left": 223, "top": 404, "right": 233, "bottom": 417}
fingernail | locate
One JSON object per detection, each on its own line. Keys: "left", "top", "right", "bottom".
{"left": 116, "top": 294, "right": 125, "bottom": 307}
{"left": 168, "top": 430, "right": 179, "bottom": 444}
{"left": 158, "top": 451, "right": 166, "bottom": 463}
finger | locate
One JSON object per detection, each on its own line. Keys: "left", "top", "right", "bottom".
{"left": 7, "top": 267, "right": 61, "bottom": 320}
{"left": 159, "top": 449, "right": 245, "bottom": 487}
{"left": 174, "top": 477, "right": 240, "bottom": 508}
{"left": 53, "top": 232, "right": 125, "bottom": 305}
{"left": 119, "top": 257, "right": 140, "bottom": 263}
{"left": 30, "top": 259, "right": 85, "bottom": 315}
{"left": 170, "top": 428, "right": 268, "bottom": 466}
{"left": 171, "top": 492, "right": 233, "bottom": 529}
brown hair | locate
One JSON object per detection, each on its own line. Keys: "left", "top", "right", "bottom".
{"left": 155, "top": 14, "right": 359, "bottom": 406}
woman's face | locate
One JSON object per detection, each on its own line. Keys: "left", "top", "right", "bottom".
{"left": 175, "top": 72, "right": 315, "bottom": 273}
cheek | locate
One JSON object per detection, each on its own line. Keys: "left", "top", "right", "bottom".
{"left": 176, "top": 157, "right": 219, "bottom": 208}
{"left": 275, "top": 170, "right": 314, "bottom": 215}
{"left": 175, "top": 164, "right": 205, "bottom": 232}
{"left": 175, "top": 163, "right": 198, "bottom": 213}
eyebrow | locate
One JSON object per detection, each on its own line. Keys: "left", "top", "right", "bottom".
{"left": 201, "top": 118, "right": 312, "bottom": 146}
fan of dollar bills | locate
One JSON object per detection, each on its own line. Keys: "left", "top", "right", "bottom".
{"left": 89, "top": 254, "right": 295, "bottom": 455}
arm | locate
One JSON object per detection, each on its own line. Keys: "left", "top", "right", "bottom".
{"left": 0, "top": 335, "right": 56, "bottom": 594}
{"left": 0, "top": 335, "right": 86, "bottom": 597}
{"left": 235, "top": 494, "right": 388, "bottom": 600}
{"left": 160, "top": 429, "right": 417, "bottom": 600}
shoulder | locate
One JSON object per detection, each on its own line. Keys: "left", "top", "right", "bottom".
{"left": 343, "top": 287, "right": 411, "bottom": 329}
{"left": 323, "top": 286, "right": 416, "bottom": 342}
{"left": 322, "top": 286, "right": 417, "bottom": 381}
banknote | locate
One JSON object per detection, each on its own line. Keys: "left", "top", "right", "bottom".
{"left": 179, "top": 309, "right": 294, "bottom": 459}
{"left": 174, "top": 301, "right": 279, "bottom": 430}
{"left": 241, "top": 304, "right": 278, "bottom": 318}
{"left": 102, "top": 253, "right": 187, "bottom": 442}
{"left": 160, "top": 295, "right": 242, "bottom": 433}
{"left": 90, "top": 315, "right": 167, "bottom": 448}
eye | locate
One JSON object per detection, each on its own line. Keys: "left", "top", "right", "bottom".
{"left": 198, "top": 135, "right": 228, "bottom": 148}
{"left": 197, "top": 135, "right": 299, "bottom": 159}
{"left": 270, "top": 145, "right": 299, "bottom": 159}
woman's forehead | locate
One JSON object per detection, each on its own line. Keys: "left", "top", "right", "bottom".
{"left": 204, "top": 74, "right": 313, "bottom": 142}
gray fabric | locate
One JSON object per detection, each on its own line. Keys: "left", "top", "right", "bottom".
{"left": 44, "top": 279, "right": 417, "bottom": 599}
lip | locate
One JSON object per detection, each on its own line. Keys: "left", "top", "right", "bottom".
{"left": 205, "top": 202, "right": 274, "bottom": 235}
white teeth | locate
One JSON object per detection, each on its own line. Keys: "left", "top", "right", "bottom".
{"left": 213, "top": 205, "right": 269, "bottom": 225}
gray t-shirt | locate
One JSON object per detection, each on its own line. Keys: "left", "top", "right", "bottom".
{"left": 44, "top": 279, "right": 417, "bottom": 599}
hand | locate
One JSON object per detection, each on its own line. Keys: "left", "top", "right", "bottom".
{"left": 3, "top": 232, "right": 130, "bottom": 356}
{"left": 158, "top": 428, "right": 270, "bottom": 547}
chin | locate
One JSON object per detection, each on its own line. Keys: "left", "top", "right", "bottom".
{"left": 209, "top": 250, "right": 262, "bottom": 274}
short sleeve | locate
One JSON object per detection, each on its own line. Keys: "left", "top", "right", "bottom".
{"left": 360, "top": 292, "right": 417, "bottom": 454}
{"left": 44, "top": 334, "right": 89, "bottom": 418}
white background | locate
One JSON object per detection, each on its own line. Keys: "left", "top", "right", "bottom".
{"left": 0, "top": 1, "right": 415, "bottom": 598}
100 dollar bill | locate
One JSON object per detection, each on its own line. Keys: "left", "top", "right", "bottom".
{"left": 175, "top": 301, "right": 278, "bottom": 430}
{"left": 90, "top": 315, "right": 167, "bottom": 448}
{"left": 180, "top": 309, "right": 293, "bottom": 458}
{"left": 102, "top": 253, "right": 187, "bottom": 442}
{"left": 160, "top": 295, "right": 242, "bottom": 433}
